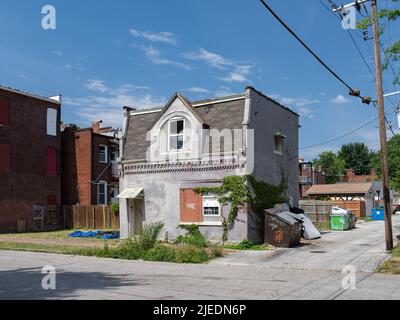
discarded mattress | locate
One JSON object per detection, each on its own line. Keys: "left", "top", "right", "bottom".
{"left": 285, "top": 212, "right": 321, "bottom": 240}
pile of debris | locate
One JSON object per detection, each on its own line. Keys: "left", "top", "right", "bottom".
{"left": 264, "top": 204, "right": 321, "bottom": 248}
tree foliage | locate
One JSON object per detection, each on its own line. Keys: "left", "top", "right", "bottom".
{"left": 357, "top": 0, "right": 400, "bottom": 84}
{"left": 370, "top": 135, "right": 400, "bottom": 191}
{"left": 338, "top": 142, "right": 373, "bottom": 175}
{"left": 313, "top": 151, "right": 345, "bottom": 184}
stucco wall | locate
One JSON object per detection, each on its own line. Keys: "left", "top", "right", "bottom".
{"left": 248, "top": 89, "right": 300, "bottom": 207}
{"left": 119, "top": 167, "right": 248, "bottom": 241}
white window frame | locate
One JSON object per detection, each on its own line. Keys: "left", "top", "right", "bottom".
{"left": 97, "top": 181, "right": 108, "bottom": 205}
{"left": 168, "top": 117, "right": 185, "bottom": 152}
{"left": 46, "top": 108, "right": 57, "bottom": 136}
{"left": 202, "top": 195, "right": 221, "bottom": 217}
{"left": 99, "top": 144, "right": 108, "bottom": 164}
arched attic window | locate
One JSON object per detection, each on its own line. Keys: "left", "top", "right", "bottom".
{"left": 168, "top": 117, "right": 185, "bottom": 152}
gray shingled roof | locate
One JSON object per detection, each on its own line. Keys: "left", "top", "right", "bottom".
{"left": 124, "top": 96, "right": 246, "bottom": 161}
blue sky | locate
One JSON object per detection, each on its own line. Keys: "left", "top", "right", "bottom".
{"left": 1, "top": 0, "right": 399, "bottom": 160}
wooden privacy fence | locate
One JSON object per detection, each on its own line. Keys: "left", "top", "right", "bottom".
{"left": 62, "top": 205, "right": 119, "bottom": 230}
{"left": 329, "top": 200, "right": 366, "bottom": 218}
{"left": 299, "top": 200, "right": 332, "bottom": 230}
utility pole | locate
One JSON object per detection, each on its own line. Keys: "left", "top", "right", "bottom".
{"left": 371, "top": 0, "right": 393, "bottom": 250}
{"left": 332, "top": 0, "right": 393, "bottom": 250}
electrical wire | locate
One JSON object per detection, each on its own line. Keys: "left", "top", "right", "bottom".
{"left": 257, "top": 0, "right": 363, "bottom": 98}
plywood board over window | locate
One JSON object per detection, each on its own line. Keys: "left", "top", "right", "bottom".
{"left": 0, "top": 144, "right": 11, "bottom": 172}
{"left": 47, "top": 108, "right": 57, "bottom": 136}
{"left": 180, "top": 189, "right": 203, "bottom": 223}
{"left": 0, "top": 96, "right": 10, "bottom": 125}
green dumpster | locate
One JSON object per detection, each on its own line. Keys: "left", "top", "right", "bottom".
{"left": 330, "top": 213, "right": 350, "bottom": 231}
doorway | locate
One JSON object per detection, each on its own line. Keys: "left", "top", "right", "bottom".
{"left": 128, "top": 198, "right": 144, "bottom": 236}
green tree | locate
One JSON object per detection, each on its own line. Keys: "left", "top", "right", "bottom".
{"left": 357, "top": 1, "right": 400, "bottom": 84}
{"left": 338, "top": 142, "right": 373, "bottom": 175}
{"left": 313, "top": 151, "right": 346, "bottom": 184}
{"left": 370, "top": 135, "right": 400, "bottom": 191}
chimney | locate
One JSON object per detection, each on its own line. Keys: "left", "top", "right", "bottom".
{"left": 346, "top": 169, "right": 354, "bottom": 177}
{"left": 92, "top": 120, "right": 103, "bottom": 133}
{"left": 371, "top": 168, "right": 377, "bottom": 177}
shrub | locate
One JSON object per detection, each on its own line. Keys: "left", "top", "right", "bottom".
{"left": 175, "top": 245, "right": 209, "bottom": 264}
{"left": 111, "top": 203, "right": 120, "bottom": 216}
{"left": 176, "top": 224, "right": 207, "bottom": 248}
{"left": 116, "top": 238, "right": 143, "bottom": 260}
{"left": 235, "top": 240, "right": 254, "bottom": 250}
{"left": 210, "top": 244, "right": 224, "bottom": 258}
{"left": 138, "top": 222, "right": 164, "bottom": 251}
{"left": 144, "top": 245, "right": 176, "bottom": 262}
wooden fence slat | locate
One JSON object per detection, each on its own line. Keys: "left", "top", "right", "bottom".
{"left": 66, "top": 205, "right": 119, "bottom": 230}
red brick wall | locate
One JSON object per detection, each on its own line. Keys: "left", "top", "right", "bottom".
{"left": 0, "top": 88, "right": 61, "bottom": 233}
{"left": 61, "top": 127, "right": 119, "bottom": 206}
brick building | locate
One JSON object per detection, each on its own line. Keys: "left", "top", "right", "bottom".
{"left": 299, "top": 160, "right": 326, "bottom": 199}
{"left": 0, "top": 85, "right": 62, "bottom": 233}
{"left": 341, "top": 168, "right": 378, "bottom": 183}
{"left": 61, "top": 121, "right": 119, "bottom": 206}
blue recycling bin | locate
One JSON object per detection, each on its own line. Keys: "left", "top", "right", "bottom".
{"left": 372, "top": 208, "right": 385, "bottom": 221}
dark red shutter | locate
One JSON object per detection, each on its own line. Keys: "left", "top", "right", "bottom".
{"left": 47, "top": 148, "right": 57, "bottom": 176}
{"left": 0, "top": 144, "right": 11, "bottom": 172}
{"left": 0, "top": 97, "right": 10, "bottom": 125}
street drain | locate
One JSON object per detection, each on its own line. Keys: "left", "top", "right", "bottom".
{"left": 358, "top": 244, "right": 370, "bottom": 246}
{"left": 310, "top": 250, "right": 326, "bottom": 254}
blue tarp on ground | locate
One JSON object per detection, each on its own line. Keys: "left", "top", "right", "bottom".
{"left": 68, "top": 230, "right": 119, "bottom": 240}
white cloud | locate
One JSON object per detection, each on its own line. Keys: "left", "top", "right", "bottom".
{"left": 53, "top": 50, "right": 64, "bottom": 56}
{"left": 270, "top": 94, "right": 319, "bottom": 107}
{"left": 184, "top": 87, "right": 210, "bottom": 94}
{"left": 214, "top": 86, "right": 235, "bottom": 97}
{"left": 64, "top": 80, "right": 164, "bottom": 128}
{"left": 19, "top": 73, "right": 30, "bottom": 80}
{"left": 222, "top": 65, "right": 251, "bottom": 83}
{"left": 129, "top": 28, "right": 177, "bottom": 45}
{"left": 141, "top": 45, "right": 192, "bottom": 70}
{"left": 298, "top": 107, "right": 315, "bottom": 119}
{"left": 184, "top": 48, "right": 252, "bottom": 83}
{"left": 183, "top": 48, "right": 231, "bottom": 70}
{"left": 84, "top": 79, "right": 109, "bottom": 93}
{"left": 331, "top": 94, "right": 351, "bottom": 104}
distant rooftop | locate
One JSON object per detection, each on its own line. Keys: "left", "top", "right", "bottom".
{"left": 0, "top": 84, "right": 61, "bottom": 105}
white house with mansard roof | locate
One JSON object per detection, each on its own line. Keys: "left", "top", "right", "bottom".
{"left": 118, "top": 86, "right": 299, "bottom": 242}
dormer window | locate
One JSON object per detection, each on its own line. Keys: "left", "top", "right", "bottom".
{"left": 168, "top": 118, "right": 185, "bottom": 151}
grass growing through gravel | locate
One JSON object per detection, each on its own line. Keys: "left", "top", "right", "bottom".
{"left": 379, "top": 247, "right": 400, "bottom": 275}
{"left": 0, "top": 223, "right": 224, "bottom": 264}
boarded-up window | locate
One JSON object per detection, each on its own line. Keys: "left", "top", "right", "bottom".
{"left": 180, "top": 189, "right": 203, "bottom": 223}
{"left": 47, "top": 148, "right": 57, "bottom": 175}
{"left": 0, "top": 144, "right": 11, "bottom": 172}
{"left": 47, "top": 108, "right": 57, "bottom": 136}
{"left": 47, "top": 194, "right": 57, "bottom": 206}
{"left": 0, "top": 96, "right": 10, "bottom": 125}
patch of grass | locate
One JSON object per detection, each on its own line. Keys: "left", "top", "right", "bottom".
{"left": 0, "top": 241, "right": 90, "bottom": 254}
{"left": 0, "top": 222, "right": 214, "bottom": 264}
{"left": 359, "top": 217, "right": 373, "bottom": 222}
{"left": 224, "top": 240, "right": 271, "bottom": 251}
{"left": 379, "top": 257, "right": 400, "bottom": 275}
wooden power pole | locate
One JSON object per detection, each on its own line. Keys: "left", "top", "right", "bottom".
{"left": 371, "top": 0, "right": 393, "bottom": 250}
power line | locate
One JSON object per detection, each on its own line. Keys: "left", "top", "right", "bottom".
{"left": 317, "top": 0, "right": 377, "bottom": 81}
{"left": 257, "top": 0, "right": 365, "bottom": 100}
{"left": 300, "top": 115, "right": 378, "bottom": 150}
